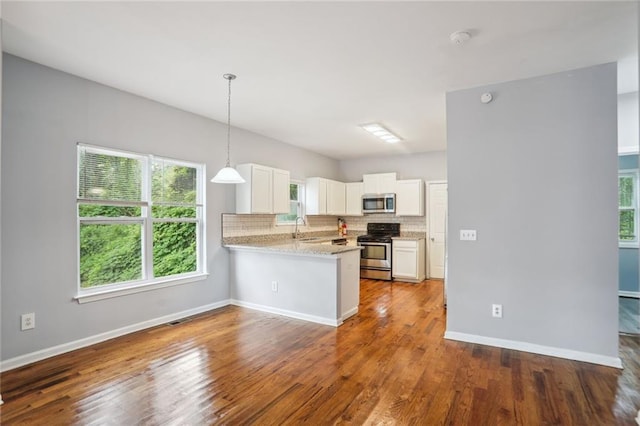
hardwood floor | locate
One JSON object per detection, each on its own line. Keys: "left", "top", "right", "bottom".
{"left": 2, "top": 279, "right": 639, "bottom": 425}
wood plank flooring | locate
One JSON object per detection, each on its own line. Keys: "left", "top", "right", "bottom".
{"left": 1, "top": 279, "right": 639, "bottom": 425}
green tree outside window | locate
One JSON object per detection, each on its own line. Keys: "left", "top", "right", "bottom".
{"left": 619, "top": 173, "right": 637, "bottom": 242}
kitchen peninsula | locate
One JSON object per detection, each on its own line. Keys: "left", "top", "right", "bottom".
{"left": 225, "top": 239, "right": 362, "bottom": 326}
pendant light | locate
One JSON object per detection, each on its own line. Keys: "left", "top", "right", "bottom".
{"left": 211, "top": 73, "right": 245, "bottom": 184}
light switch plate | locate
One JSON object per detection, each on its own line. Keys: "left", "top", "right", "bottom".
{"left": 460, "top": 229, "right": 477, "bottom": 241}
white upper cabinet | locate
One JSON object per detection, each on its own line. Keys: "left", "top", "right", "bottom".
{"left": 235, "top": 163, "right": 290, "bottom": 214}
{"left": 272, "top": 168, "right": 290, "bottom": 214}
{"left": 345, "top": 182, "right": 364, "bottom": 216}
{"left": 305, "top": 177, "right": 327, "bottom": 215}
{"left": 306, "top": 177, "right": 346, "bottom": 216}
{"left": 395, "top": 179, "right": 424, "bottom": 216}
{"left": 327, "top": 180, "right": 346, "bottom": 215}
{"left": 237, "top": 164, "right": 272, "bottom": 214}
{"left": 363, "top": 172, "right": 397, "bottom": 194}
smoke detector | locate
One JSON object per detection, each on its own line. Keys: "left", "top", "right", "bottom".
{"left": 480, "top": 93, "right": 493, "bottom": 104}
{"left": 450, "top": 31, "right": 471, "bottom": 45}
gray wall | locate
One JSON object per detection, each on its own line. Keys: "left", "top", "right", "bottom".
{"left": 1, "top": 5, "right": 4, "bottom": 384}
{"left": 1, "top": 54, "right": 339, "bottom": 361}
{"left": 338, "top": 151, "right": 446, "bottom": 183}
{"left": 446, "top": 63, "right": 619, "bottom": 358}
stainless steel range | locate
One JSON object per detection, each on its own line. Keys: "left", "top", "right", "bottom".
{"left": 357, "top": 223, "right": 400, "bottom": 281}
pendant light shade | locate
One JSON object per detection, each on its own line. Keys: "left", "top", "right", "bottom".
{"left": 211, "top": 73, "right": 245, "bottom": 184}
{"left": 212, "top": 166, "right": 245, "bottom": 183}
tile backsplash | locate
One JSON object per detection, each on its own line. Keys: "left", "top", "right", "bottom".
{"left": 222, "top": 214, "right": 343, "bottom": 239}
{"left": 222, "top": 213, "right": 426, "bottom": 243}
{"left": 342, "top": 214, "right": 426, "bottom": 233}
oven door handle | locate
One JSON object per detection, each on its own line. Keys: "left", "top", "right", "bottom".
{"left": 357, "top": 242, "right": 391, "bottom": 247}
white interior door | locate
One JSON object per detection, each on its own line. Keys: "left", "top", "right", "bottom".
{"left": 428, "top": 182, "right": 447, "bottom": 279}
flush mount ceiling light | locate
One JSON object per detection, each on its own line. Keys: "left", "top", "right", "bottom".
{"left": 211, "top": 73, "right": 245, "bottom": 184}
{"left": 450, "top": 30, "right": 471, "bottom": 45}
{"left": 359, "top": 123, "right": 402, "bottom": 144}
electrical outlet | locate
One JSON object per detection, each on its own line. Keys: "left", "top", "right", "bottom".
{"left": 271, "top": 281, "right": 278, "bottom": 292}
{"left": 492, "top": 304, "right": 503, "bottom": 318}
{"left": 21, "top": 313, "right": 36, "bottom": 330}
{"left": 460, "top": 229, "right": 477, "bottom": 241}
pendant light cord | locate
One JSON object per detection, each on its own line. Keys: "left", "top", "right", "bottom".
{"left": 211, "top": 73, "right": 244, "bottom": 184}
{"left": 225, "top": 74, "right": 234, "bottom": 168}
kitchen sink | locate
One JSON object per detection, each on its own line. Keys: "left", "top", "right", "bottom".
{"left": 296, "top": 237, "right": 326, "bottom": 243}
{"left": 295, "top": 237, "right": 349, "bottom": 245}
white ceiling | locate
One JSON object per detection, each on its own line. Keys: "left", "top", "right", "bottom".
{"left": 2, "top": 1, "right": 638, "bottom": 160}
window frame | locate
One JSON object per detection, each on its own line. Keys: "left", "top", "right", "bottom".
{"left": 276, "top": 180, "right": 305, "bottom": 225}
{"left": 75, "top": 144, "right": 207, "bottom": 303}
{"left": 618, "top": 169, "right": 638, "bottom": 248}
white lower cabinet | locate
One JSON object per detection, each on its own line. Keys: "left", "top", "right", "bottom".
{"left": 392, "top": 239, "right": 426, "bottom": 283}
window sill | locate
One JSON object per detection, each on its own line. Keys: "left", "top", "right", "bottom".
{"left": 74, "top": 273, "right": 209, "bottom": 304}
{"left": 619, "top": 242, "right": 639, "bottom": 249}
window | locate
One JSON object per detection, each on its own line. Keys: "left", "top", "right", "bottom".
{"left": 77, "top": 144, "right": 205, "bottom": 298}
{"left": 277, "top": 181, "right": 304, "bottom": 224}
{"left": 619, "top": 170, "right": 638, "bottom": 247}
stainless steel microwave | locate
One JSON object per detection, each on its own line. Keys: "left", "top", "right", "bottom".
{"left": 362, "top": 193, "right": 396, "bottom": 214}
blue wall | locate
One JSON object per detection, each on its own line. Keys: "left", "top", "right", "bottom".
{"left": 619, "top": 249, "right": 638, "bottom": 292}
{"left": 619, "top": 154, "right": 638, "bottom": 170}
{"left": 619, "top": 154, "right": 639, "bottom": 293}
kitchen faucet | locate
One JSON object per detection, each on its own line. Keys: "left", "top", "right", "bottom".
{"left": 293, "top": 216, "right": 305, "bottom": 239}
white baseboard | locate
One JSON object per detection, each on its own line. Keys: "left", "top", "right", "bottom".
{"left": 230, "top": 299, "right": 340, "bottom": 327}
{"left": 444, "top": 331, "right": 622, "bottom": 369}
{"left": 619, "top": 291, "right": 640, "bottom": 298}
{"left": 341, "top": 307, "right": 358, "bottom": 322}
{"left": 1, "top": 300, "right": 230, "bottom": 372}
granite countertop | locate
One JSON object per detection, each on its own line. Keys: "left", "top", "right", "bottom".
{"left": 392, "top": 236, "right": 426, "bottom": 241}
{"left": 224, "top": 237, "right": 362, "bottom": 256}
